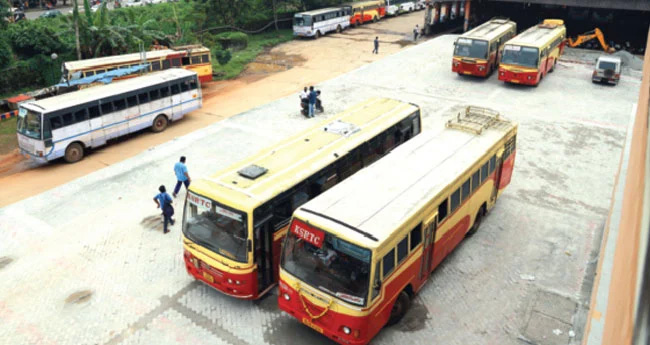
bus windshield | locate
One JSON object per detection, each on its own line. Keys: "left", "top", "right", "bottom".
{"left": 281, "top": 219, "right": 371, "bottom": 306}
{"left": 501, "top": 45, "right": 540, "bottom": 68}
{"left": 293, "top": 15, "right": 312, "bottom": 27}
{"left": 183, "top": 193, "right": 248, "bottom": 263}
{"left": 454, "top": 38, "right": 488, "bottom": 59}
{"left": 16, "top": 108, "right": 42, "bottom": 140}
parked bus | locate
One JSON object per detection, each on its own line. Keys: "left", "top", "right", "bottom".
{"left": 293, "top": 7, "right": 352, "bottom": 38}
{"left": 62, "top": 45, "right": 213, "bottom": 83}
{"left": 348, "top": 1, "right": 386, "bottom": 26}
{"left": 278, "top": 106, "right": 517, "bottom": 345}
{"left": 16, "top": 69, "right": 201, "bottom": 163}
{"left": 498, "top": 19, "right": 566, "bottom": 86}
{"left": 385, "top": 0, "right": 417, "bottom": 16}
{"left": 452, "top": 18, "right": 517, "bottom": 77}
{"left": 181, "top": 98, "right": 422, "bottom": 300}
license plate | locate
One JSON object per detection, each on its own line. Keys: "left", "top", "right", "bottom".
{"left": 203, "top": 272, "right": 214, "bottom": 283}
{"left": 302, "top": 318, "right": 323, "bottom": 334}
{"left": 511, "top": 79, "right": 520, "bottom": 84}
{"left": 463, "top": 71, "right": 472, "bottom": 75}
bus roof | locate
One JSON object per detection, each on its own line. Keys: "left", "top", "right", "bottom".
{"left": 63, "top": 47, "right": 210, "bottom": 71}
{"left": 293, "top": 110, "right": 517, "bottom": 249}
{"left": 296, "top": 7, "right": 348, "bottom": 16}
{"left": 189, "top": 98, "right": 420, "bottom": 212}
{"left": 506, "top": 19, "right": 566, "bottom": 48}
{"left": 460, "top": 18, "right": 516, "bottom": 42}
{"left": 22, "top": 69, "right": 196, "bottom": 113}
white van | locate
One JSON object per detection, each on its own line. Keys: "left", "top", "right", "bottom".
{"left": 592, "top": 55, "right": 622, "bottom": 85}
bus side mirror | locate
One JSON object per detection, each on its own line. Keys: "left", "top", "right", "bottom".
{"left": 247, "top": 239, "right": 252, "bottom": 252}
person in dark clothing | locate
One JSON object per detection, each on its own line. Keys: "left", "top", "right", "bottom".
{"left": 373, "top": 37, "right": 379, "bottom": 54}
{"left": 414, "top": 25, "right": 419, "bottom": 41}
{"left": 308, "top": 86, "right": 317, "bottom": 118}
{"left": 153, "top": 185, "right": 175, "bottom": 234}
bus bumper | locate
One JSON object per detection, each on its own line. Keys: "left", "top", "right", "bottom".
{"left": 278, "top": 281, "right": 371, "bottom": 345}
{"left": 452, "top": 60, "right": 489, "bottom": 77}
{"left": 183, "top": 250, "right": 258, "bottom": 299}
{"left": 498, "top": 68, "right": 540, "bottom": 86}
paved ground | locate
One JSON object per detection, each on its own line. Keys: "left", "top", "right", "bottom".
{"left": 0, "top": 35, "right": 642, "bottom": 345}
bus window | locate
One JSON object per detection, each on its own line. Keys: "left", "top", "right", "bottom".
{"left": 100, "top": 102, "right": 112, "bottom": 115}
{"left": 397, "top": 237, "right": 408, "bottom": 264}
{"left": 481, "top": 162, "right": 489, "bottom": 182}
{"left": 151, "top": 61, "right": 161, "bottom": 71}
{"left": 191, "top": 56, "right": 201, "bottom": 64}
{"left": 88, "top": 105, "right": 100, "bottom": 119}
{"left": 171, "top": 58, "right": 181, "bottom": 67}
{"left": 162, "top": 60, "right": 171, "bottom": 70}
{"left": 489, "top": 155, "right": 496, "bottom": 174}
{"left": 371, "top": 262, "right": 381, "bottom": 300}
{"left": 62, "top": 113, "right": 73, "bottom": 126}
{"left": 113, "top": 99, "right": 126, "bottom": 111}
{"left": 450, "top": 188, "right": 461, "bottom": 213}
{"left": 382, "top": 249, "right": 395, "bottom": 278}
{"left": 160, "top": 86, "right": 170, "bottom": 98}
{"left": 201, "top": 54, "right": 210, "bottom": 63}
{"left": 462, "top": 179, "right": 470, "bottom": 200}
{"left": 138, "top": 92, "right": 149, "bottom": 104}
{"left": 86, "top": 71, "right": 95, "bottom": 77}
{"left": 149, "top": 89, "right": 160, "bottom": 101}
{"left": 410, "top": 225, "right": 421, "bottom": 250}
{"left": 170, "top": 83, "right": 180, "bottom": 95}
{"left": 50, "top": 116, "right": 62, "bottom": 130}
{"left": 181, "top": 81, "right": 190, "bottom": 92}
{"left": 74, "top": 109, "right": 87, "bottom": 122}
{"left": 127, "top": 95, "right": 138, "bottom": 108}
{"left": 471, "top": 170, "right": 480, "bottom": 193}
{"left": 189, "top": 79, "right": 198, "bottom": 90}
{"left": 438, "top": 198, "right": 448, "bottom": 222}
{"left": 182, "top": 57, "right": 190, "bottom": 66}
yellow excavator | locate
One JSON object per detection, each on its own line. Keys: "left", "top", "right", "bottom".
{"left": 567, "top": 28, "right": 616, "bottom": 53}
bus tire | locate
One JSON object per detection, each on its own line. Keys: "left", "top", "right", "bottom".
{"left": 152, "top": 114, "right": 169, "bottom": 133}
{"left": 549, "top": 59, "right": 556, "bottom": 73}
{"left": 64, "top": 142, "right": 84, "bottom": 163}
{"left": 314, "top": 30, "right": 321, "bottom": 39}
{"left": 336, "top": 25, "right": 342, "bottom": 33}
{"left": 388, "top": 291, "right": 411, "bottom": 326}
{"left": 373, "top": 16, "right": 378, "bottom": 23}
{"left": 467, "top": 206, "right": 485, "bottom": 236}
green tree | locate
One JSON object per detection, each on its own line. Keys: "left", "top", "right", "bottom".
{"left": 0, "top": 38, "right": 13, "bottom": 69}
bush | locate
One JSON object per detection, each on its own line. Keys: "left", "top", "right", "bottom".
{"left": 0, "top": 39, "right": 13, "bottom": 70}
{"left": 216, "top": 31, "right": 248, "bottom": 50}
{"left": 214, "top": 49, "right": 232, "bottom": 66}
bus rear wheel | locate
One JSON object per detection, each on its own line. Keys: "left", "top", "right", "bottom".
{"left": 467, "top": 207, "right": 484, "bottom": 236}
{"left": 152, "top": 115, "right": 169, "bottom": 133}
{"left": 336, "top": 25, "right": 342, "bottom": 33}
{"left": 373, "top": 16, "right": 378, "bottom": 23}
{"left": 388, "top": 291, "right": 411, "bottom": 326}
{"left": 64, "top": 142, "right": 84, "bottom": 163}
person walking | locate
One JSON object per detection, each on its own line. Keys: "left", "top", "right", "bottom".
{"left": 373, "top": 37, "right": 379, "bottom": 54}
{"left": 414, "top": 25, "right": 419, "bottom": 41}
{"left": 173, "top": 156, "right": 191, "bottom": 198}
{"left": 308, "top": 86, "right": 317, "bottom": 118}
{"left": 153, "top": 185, "right": 175, "bottom": 234}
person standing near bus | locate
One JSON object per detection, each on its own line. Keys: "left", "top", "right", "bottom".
{"left": 153, "top": 185, "right": 175, "bottom": 234}
{"left": 308, "top": 86, "right": 317, "bottom": 118}
{"left": 414, "top": 25, "right": 419, "bottom": 41}
{"left": 299, "top": 87, "right": 309, "bottom": 101}
{"left": 373, "top": 37, "right": 379, "bottom": 54}
{"left": 173, "top": 156, "right": 191, "bottom": 198}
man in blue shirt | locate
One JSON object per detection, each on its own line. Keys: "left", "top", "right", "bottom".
{"left": 173, "top": 156, "right": 191, "bottom": 198}
{"left": 153, "top": 185, "right": 174, "bottom": 234}
{"left": 308, "top": 86, "right": 317, "bottom": 118}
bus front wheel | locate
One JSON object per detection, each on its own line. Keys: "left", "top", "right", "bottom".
{"left": 152, "top": 115, "right": 169, "bottom": 133}
{"left": 388, "top": 291, "right": 411, "bottom": 326}
{"left": 64, "top": 142, "right": 84, "bottom": 163}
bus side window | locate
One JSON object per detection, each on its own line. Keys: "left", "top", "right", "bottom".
{"left": 86, "top": 70, "right": 95, "bottom": 77}
{"left": 480, "top": 162, "right": 489, "bottom": 183}
{"left": 409, "top": 225, "right": 422, "bottom": 250}
{"left": 339, "top": 148, "right": 361, "bottom": 180}
{"left": 189, "top": 79, "right": 198, "bottom": 90}
{"left": 182, "top": 57, "right": 190, "bottom": 66}
{"left": 471, "top": 170, "right": 480, "bottom": 193}
{"left": 159, "top": 86, "right": 170, "bottom": 98}
{"left": 149, "top": 89, "right": 160, "bottom": 101}
{"left": 382, "top": 249, "right": 395, "bottom": 278}
{"left": 437, "top": 198, "right": 448, "bottom": 223}
{"left": 162, "top": 60, "right": 171, "bottom": 70}
{"left": 170, "top": 84, "right": 180, "bottom": 95}
{"left": 62, "top": 113, "right": 73, "bottom": 126}
{"left": 138, "top": 92, "right": 149, "bottom": 104}
{"left": 180, "top": 80, "right": 190, "bottom": 92}
{"left": 462, "top": 179, "right": 470, "bottom": 200}
{"left": 489, "top": 155, "right": 496, "bottom": 174}
{"left": 126, "top": 95, "right": 138, "bottom": 108}
{"left": 100, "top": 102, "right": 113, "bottom": 116}
{"left": 450, "top": 187, "right": 461, "bottom": 213}
{"left": 151, "top": 61, "right": 161, "bottom": 71}
{"left": 201, "top": 54, "right": 210, "bottom": 63}
{"left": 171, "top": 58, "right": 181, "bottom": 67}
{"left": 74, "top": 109, "right": 87, "bottom": 123}
{"left": 113, "top": 99, "right": 126, "bottom": 112}
{"left": 397, "top": 237, "right": 408, "bottom": 264}
{"left": 50, "top": 115, "right": 62, "bottom": 130}
{"left": 88, "top": 105, "right": 100, "bottom": 119}
{"left": 371, "top": 262, "right": 381, "bottom": 300}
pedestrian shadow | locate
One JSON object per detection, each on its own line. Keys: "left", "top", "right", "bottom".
{"left": 140, "top": 215, "right": 162, "bottom": 232}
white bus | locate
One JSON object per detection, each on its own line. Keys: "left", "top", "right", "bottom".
{"left": 293, "top": 6, "right": 352, "bottom": 38}
{"left": 16, "top": 69, "right": 202, "bottom": 163}
{"left": 386, "top": 0, "right": 419, "bottom": 16}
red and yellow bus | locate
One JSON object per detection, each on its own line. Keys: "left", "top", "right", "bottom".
{"left": 278, "top": 106, "right": 517, "bottom": 345}
{"left": 181, "top": 98, "right": 422, "bottom": 300}
{"left": 348, "top": 0, "right": 386, "bottom": 26}
{"left": 62, "top": 45, "right": 213, "bottom": 84}
{"left": 452, "top": 18, "right": 517, "bottom": 77}
{"left": 498, "top": 19, "right": 566, "bottom": 86}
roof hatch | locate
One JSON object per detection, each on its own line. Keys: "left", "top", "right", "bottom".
{"left": 237, "top": 164, "right": 268, "bottom": 180}
{"left": 323, "top": 120, "right": 360, "bottom": 137}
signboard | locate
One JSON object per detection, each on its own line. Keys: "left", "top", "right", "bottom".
{"left": 336, "top": 292, "right": 364, "bottom": 305}
{"left": 215, "top": 205, "right": 242, "bottom": 222}
{"left": 188, "top": 193, "right": 212, "bottom": 210}
{"left": 290, "top": 219, "right": 325, "bottom": 248}
{"left": 504, "top": 45, "right": 521, "bottom": 51}
{"left": 457, "top": 38, "right": 472, "bottom": 45}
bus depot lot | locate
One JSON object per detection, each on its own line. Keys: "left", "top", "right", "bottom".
{"left": 0, "top": 35, "right": 641, "bottom": 345}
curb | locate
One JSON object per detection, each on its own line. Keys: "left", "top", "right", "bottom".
{"left": 0, "top": 110, "right": 18, "bottom": 122}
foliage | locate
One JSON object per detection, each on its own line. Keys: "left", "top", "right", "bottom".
{"left": 214, "top": 49, "right": 232, "bottom": 65}
{"left": 215, "top": 31, "right": 249, "bottom": 50}
{"left": 7, "top": 20, "right": 71, "bottom": 58}
{"left": 0, "top": 39, "right": 13, "bottom": 70}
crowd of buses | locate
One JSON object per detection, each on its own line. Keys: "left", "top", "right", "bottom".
{"left": 292, "top": 0, "right": 427, "bottom": 38}
{"left": 13, "top": 13, "right": 585, "bottom": 345}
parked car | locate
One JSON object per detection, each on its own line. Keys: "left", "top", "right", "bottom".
{"left": 123, "top": 0, "right": 143, "bottom": 7}
{"left": 415, "top": 0, "right": 426, "bottom": 10}
{"left": 39, "top": 9, "right": 62, "bottom": 18}
{"left": 592, "top": 55, "right": 622, "bottom": 85}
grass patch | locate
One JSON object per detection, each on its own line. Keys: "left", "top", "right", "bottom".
{"left": 0, "top": 117, "right": 18, "bottom": 155}
{"left": 212, "top": 29, "right": 294, "bottom": 80}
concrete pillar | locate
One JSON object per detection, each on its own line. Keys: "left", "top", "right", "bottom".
{"left": 433, "top": 2, "right": 440, "bottom": 25}
{"left": 464, "top": 0, "right": 471, "bottom": 32}
{"left": 441, "top": 2, "right": 448, "bottom": 23}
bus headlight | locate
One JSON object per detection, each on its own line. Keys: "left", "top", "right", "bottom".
{"left": 235, "top": 280, "right": 241, "bottom": 285}
{"left": 527, "top": 76, "right": 532, "bottom": 80}
{"left": 228, "top": 278, "right": 233, "bottom": 284}
{"left": 500, "top": 71, "right": 505, "bottom": 76}
{"left": 478, "top": 66, "right": 485, "bottom": 71}
{"left": 342, "top": 326, "right": 351, "bottom": 335}
{"left": 283, "top": 293, "right": 291, "bottom": 301}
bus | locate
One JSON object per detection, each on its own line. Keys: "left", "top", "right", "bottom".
{"left": 385, "top": 0, "right": 417, "bottom": 16}
{"left": 452, "top": 18, "right": 517, "bottom": 77}
{"left": 278, "top": 106, "right": 517, "bottom": 345}
{"left": 16, "top": 69, "right": 202, "bottom": 163}
{"left": 348, "top": 1, "right": 386, "bottom": 26}
{"left": 498, "top": 19, "right": 566, "bottom": 86}
{"left": 293, "top": 7, "right": 352, "bottom": 38}
{"left": 62, "top": 45, "right": 213, "bottom": 83}
{"left": 181, "top": 98, "right": 422, "bottom": 300}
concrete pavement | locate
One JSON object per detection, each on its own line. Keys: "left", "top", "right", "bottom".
{"left": 0, "top": 35, "right": 642, "bottom": 345}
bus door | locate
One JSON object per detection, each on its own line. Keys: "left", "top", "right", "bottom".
{"left": 491, "top": 149, "right": 505, "bottom": 202}
{"left": 254, "top": 215, "right": 274, "bottom": 294}
{"left": 419, "top": 215, "right": 437, "bottom": 280}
